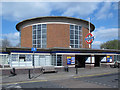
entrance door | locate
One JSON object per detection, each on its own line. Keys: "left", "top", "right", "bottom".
{"left": 94, "top": 56, "right": 100, "bottom": 67}
{"left": 75, "top": 55, "right": 85, "bottom": 68}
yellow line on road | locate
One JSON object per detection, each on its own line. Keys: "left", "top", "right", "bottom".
{"left": 1, "top": 79, "right": 48, "bottom": 85}
{"left": 73, "top": 72, "right": 116, "bottom": 79}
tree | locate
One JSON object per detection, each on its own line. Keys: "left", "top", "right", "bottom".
{"left": 2, "top": 38, "right": 11, "bottom": 48}
{"left": 100, "top": 40, "right": 120, "bottom": 50}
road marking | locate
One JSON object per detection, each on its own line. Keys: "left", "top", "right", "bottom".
{"left": 73, "top": 72, "right": 116, "bottom": 78}
{"left": 1, "top": 80, "right": 48, "bottom": 85}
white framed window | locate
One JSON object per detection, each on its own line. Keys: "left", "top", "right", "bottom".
{"left": 32, "top": 24, "right": 47, "bottom": 48}
{"left": 70, "top": 25, "right": 82, "bottom": 48}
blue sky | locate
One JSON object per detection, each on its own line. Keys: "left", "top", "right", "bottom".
{"left": 0, "top": 0, "right": 119, "bottom": 48}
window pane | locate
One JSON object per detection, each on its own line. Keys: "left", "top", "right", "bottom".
{"left": 37, "top": 30, "right": 41, "bottom": 35}
{"left": 37, "top": 40, "right": 41, "bottom": 44}
{"left": 33, "top": 30, "right": 36, "bottom": 34}
{"left": 75, "top": 40, "right": 78, "bottom": 44}
{"left": 33, "top": 45, "right": 36, "bottom": 48}
{"left": 75, "top": 35, "right": 78, "bottom": 39}
{"left": 75, "top": 45, "right": 78, "bottom": 48}
{"left": 70, "top": 45, "right": 74, "bottom": 48}
{"left": 42, "top": 40, "right": 46, "bottom": 44}
{"left": 70, "top": 25, "right": 74, "bottom": 29}
{"left": 79, "top": 26, "right": 81, "bottom": 30}
{"left": 70, "top": 35, "right": 74, "bottom": 39}
{"left": 75, "top": 30, "right": 78, "bottom": 34}
{"left": 70, "top": 30, "right": 74, "bottom": 34}
{"left": 42, "top": 24, "right": 47, "bottom": 28}
{"left": 33, "top": 25, "right": 36, "bottom": 29}
{"left": 37, "top": 45, "right": 41, "bottom": 48}
{"left": 33, "top": 40, "right": 36, "bottom": 44}
{"left": 42, "top": 35, "right": 46, "bottom": 38}
{"left": 75, "top": 25, "right": 78, "bottom": 30}
{"left": 33, "top": 35, "right": 36, "bottom": 39}
{"left": 12, "top": 54, "right": 18, "bottom": 61}
{"left": 26, "top": 55, "right": 32, "bottom": 61}
{"left": 42, "top": 29, "right": 47, "bottom": 33}
{"left": 37, "top": 35, "right": 41, "bottom": 39}
{"left": 57, "top": 55, "right": 62, "bottom": 66}
{"left": 70, "top": 40, "right": 74, "bottom": 44}
{"left": 42, "top": 45, "right": 46, "bottom": 48}
{"left": 37, "top": 24, "right": 41, "bottom": 30}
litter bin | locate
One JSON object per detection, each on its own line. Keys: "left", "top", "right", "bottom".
{"left": 64, "top": 66, "right": 69, "bottom": 72}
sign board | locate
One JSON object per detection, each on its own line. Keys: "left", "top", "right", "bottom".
{"left": 107, "top": 56, "right": 112, "bottom": 62}
{"left": 101, "top": 57, "right": 107, "bottom": 62}
{"left": 67, "top": 57, "right": 75, "bottom": 65}
{"left": 67, "top": 57, "right": 71, "bottom": 64}
{"left": 31, "top": 47, "right": 37, "bottom": 52}
{"left": 85, "top": 33, "right": 94, "bottom": 44}
{"left": 71, "top": 57, "right": 75, "bottom": 64}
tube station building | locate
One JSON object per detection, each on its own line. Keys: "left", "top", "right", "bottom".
{"left": 0, "top": 16, "right": 120, "bottom": 68}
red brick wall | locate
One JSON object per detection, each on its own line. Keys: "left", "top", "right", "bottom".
{"left": 20, "top": 24, "right": 90, "bottom": 49}
{"left": 82, "top": 27, "right": 89, "bottom": 48}
{"left": 21, "top": 26, "right": 32, "bottom": 47}
{"left": 47, "top": 24, "right": 70, "bottom": 48}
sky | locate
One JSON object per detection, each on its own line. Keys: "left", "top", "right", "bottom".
{"left": 0, "top": 0, "right": 119, "bottom": 49}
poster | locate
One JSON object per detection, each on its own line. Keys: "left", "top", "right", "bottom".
{"left": 67, "top": 57, "right": 71, "bottom": 64}
{"left": 107, "top": 56, "right": 112, "bottom": 62}
{"left": 67, "top": 57, "right": 75, "bottom": 65}
{"left": 101, "top": 57, "right": 106, "bottom": 62}
{"left": 71, "top": 57, "right": 75, "bottom": 64}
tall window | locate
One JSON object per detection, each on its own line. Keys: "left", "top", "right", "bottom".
{"left": 32, "top": 24, "right": 47, "bottom": 48}
{"left": 70, "top": 25, "right": 82, "bottom": 48}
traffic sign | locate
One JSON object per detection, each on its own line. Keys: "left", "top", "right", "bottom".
{"left": 85, "top": 33, "right": 94, "bottom": 44}
{"left": 31, "top": 47, "right": 37, "bottom": 52}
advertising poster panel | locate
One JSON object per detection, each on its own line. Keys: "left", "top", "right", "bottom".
{"left": 67, "top": 57, "right": 75, "bottom": 65}
{"left": 107, "top": 56, "right": 112, "bottom": 62}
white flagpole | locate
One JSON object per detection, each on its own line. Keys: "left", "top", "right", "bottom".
{"left": 89, "top": 18, "right": 90, "bottom": 48}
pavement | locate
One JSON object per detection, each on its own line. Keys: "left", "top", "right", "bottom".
{"left": 1, "top": 67, "right": 119, "bottom": 85}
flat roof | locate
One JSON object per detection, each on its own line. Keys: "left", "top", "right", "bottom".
{"left": 5, "top": 47, "right": 120, "bottom": 54}
{"left": 16, "top": 16, "right": 95, "bottom": 32}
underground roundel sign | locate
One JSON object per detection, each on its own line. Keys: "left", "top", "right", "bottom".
{"left": 85, "top": 33, "right": 94, "bottom": 44}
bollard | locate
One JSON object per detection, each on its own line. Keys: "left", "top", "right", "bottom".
{"left": 10, "top": 68, "right": 17, "bottom": 76}
{"left": 66, "top": 66, "right": 69, "bottom": 72}
{"left": 28, "top": 69, "right": 31, "bottom": 79}
{"left": 12, "top": 68, "right": 17, "bottom": 76}
{"left": 76, "top": 67, "right": 78, "bottom": 74}
{"left": 64, "top": 66, "right": 69, "bottom": 72}
{"left": 13, "top": 68, "right": 15, "bottom": 74}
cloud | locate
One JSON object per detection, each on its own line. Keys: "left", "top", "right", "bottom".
{"left": 61, "top": 2, "right": 99, "bottom": 17}
{"left": 1, "top": 2, "right": 101, "bottom": 21}
{"left": 91, "top": 27, "right": 118, "bottom": 49}
{"left": 92, "top": 41, "right": 103, "bottom": 49}
{"left": 93, "top": 27, "right": 118, "bottom": 41}
{"left": 112, "top": 2, "right": 118, "bottom": 10}
{"left": 95, "top": 2, "right": 113, "bottom": 20}
{"left": 1, "top": 2, "right": 117, "bottom": 21}
{"left": 2, "top": 32, "right": 20, "bottom": 46}
{"left": 2, "top": 2, "right": 52, "bottom": 21}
